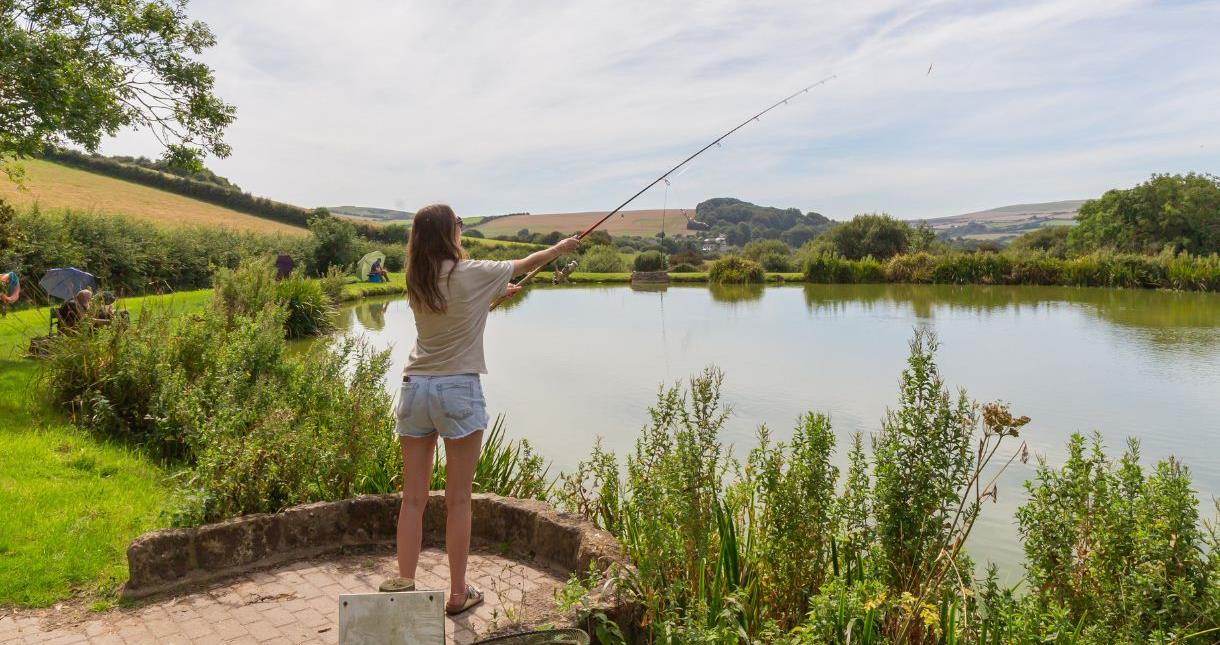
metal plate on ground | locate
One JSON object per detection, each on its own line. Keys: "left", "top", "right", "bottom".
{"left": 339, "top": 592, "right": 444, "bottom": 644}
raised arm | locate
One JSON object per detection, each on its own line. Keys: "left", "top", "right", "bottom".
{"left": 510, "top": 237, "right": 582, "bottom": 277}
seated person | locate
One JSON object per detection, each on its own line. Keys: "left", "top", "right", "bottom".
{"left": 94, "top": 291, "right": 117, "bottom": 324}
{"left": 57, "top": 289, "right": 92, "bottom": 332}
{"left": 377, "top": 264, "right": 389, "bottom": 280}
{"left": 1, "top": 271, "right": 19, "bottom": 305}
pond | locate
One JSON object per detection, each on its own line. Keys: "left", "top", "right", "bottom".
{"left": 336, "top": 283, "right": 1220, "bottom": 578}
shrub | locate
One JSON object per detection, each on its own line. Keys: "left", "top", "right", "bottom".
{"left": 824, "top": 213, "right": 911, "bottom": 260}
{"left": 579, "top": 245, "right": 626, "bottom": 273}
{"left": 742, "top": 239, "right": 790, "bottom": 263}
{"left": 758, "top": 252, "right": 792, "bottom": 272}
{"left": 708, "top": 255, "right": 764, "bottom": 283}
{"left": 319, "top": 265, "right": 348, "bottom": 303}
{"left": 668, "top": 262, "right": 700, "bottom": 273}
{"left": 9, "top": 207, "right": 312, "bottom": 301}
{"left": 1010, "top": 226, "right": 1071, "bottom": 258}
{"left": 802, "top": 252, "right": 853, "bottom": 283}
{"left": 275, "top": 273, "right": 335, "bottom": 339}
{"left": 633, "top": 250, "right": 665, "bottom": 272}
{"left": 1016, "top": 434, "right": 1217, "bottom": 642}
{"left": 213, "top": 259, "right": 334, "bottom": 337}
{"left": 559, "top": 334, "right": 1039, "bottom": 642}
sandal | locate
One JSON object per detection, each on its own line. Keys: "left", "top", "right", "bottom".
{"left": 378, "top": 577, "right": 416, "bottom": 592}
{"left": 445, "top": 584, "right": 484, "bottom": 615}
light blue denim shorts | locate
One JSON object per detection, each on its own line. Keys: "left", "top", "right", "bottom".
{"left": 394, "top": 374, "right": 488, "bottom": 440}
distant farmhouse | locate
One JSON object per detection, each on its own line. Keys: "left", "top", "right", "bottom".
{"left": 701, "top": 235, "right": 729, "bottom": 253}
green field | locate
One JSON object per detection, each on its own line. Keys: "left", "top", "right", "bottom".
{"left": 0, "top": 275, "right": 406, "bottom": 608}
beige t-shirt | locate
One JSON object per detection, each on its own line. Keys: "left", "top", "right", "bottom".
{"left": 405, "top": 259, "right": 515, "bottom": 375}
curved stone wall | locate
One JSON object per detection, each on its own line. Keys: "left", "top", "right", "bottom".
{"left": 122, "top": 492, "right": 626, "bottom": 600}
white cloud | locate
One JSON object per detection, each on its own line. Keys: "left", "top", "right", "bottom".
{"left": 103, "top": 0, "right": 1220, "bottom": 219}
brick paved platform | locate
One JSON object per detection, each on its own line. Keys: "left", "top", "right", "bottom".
{"left": 0, "top": 547, "right": 566, "bottom": 644}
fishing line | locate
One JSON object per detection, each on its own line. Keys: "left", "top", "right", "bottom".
{"left": 491, "top": 75, "right": 836, "bottom": 310}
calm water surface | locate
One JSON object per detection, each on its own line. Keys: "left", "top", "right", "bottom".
{"left": 336, "top": 283, "right": 1220, "bottom": 578}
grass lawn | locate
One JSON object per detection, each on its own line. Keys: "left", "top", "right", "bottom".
{"left": 0, "top": 279, "right": 407, "bottom": 608}
{"left": 0, "top": 296, "right": 212, "bottom": 607}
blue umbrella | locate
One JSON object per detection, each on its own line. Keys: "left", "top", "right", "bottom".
{"left": 39, "top": 267, "right": 96, "bottom": 302}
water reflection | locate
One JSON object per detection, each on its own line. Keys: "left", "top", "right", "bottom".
{"left": 332, "top": 284, "right": 1220, "bottom": 578}
{"left": 709, "top": 283, "right": 765, "bottom": 305}
{"left": 352, "top": 301, "right": 390, "bottom": 331}
{"left": 801, "top": 284, "right": 1220, "bottom": 354}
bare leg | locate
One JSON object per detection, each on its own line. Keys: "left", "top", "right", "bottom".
{"left": 442, "top": 430, "right": 483, "bottom": 607}
{"left": 397, "top": 434, "right": 437, "bottom": 579}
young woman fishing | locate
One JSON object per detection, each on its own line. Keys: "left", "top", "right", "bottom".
{"left": 380, "top": 204, "right": 579, "bottom": 615}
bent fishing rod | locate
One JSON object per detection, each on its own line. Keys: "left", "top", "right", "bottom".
{"left": 490, "top": 75, "right": 836, "bottom": 310}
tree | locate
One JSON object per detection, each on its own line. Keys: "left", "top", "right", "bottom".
{"left": 1068, "top": 173, "right": 1220, "bottom": 255}
{"left": 0, "top": 0, "right": 235, "bottom": 175}
{"left": 909, "top": 221, "right": 937, "bottom": 253}
{"left": 578, "top": 245, "right": 625, "bottom": 273}
{"left": 308, "top": 209, "right": 358, "bottom": 275}
{"left": 1010, "top": 226, "right": 1070, "bottom": 257}
{"left": 825, "top": 213, "right": 911, "bottom": 260}
{"left": 584, "top": 230, "right": 613, "bottom": 246}
{"left": 781, "top": 224, "right": 819, "bottom": 248}
{"left": 741, "top": 239, "right": 790, "bottom": 263}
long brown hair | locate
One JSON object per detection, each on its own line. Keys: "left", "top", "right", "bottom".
{"left": 406, "top": 203, "right": 465, "bottom": 313}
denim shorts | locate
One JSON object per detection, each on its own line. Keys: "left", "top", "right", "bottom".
{"left": 394, "top": 374, "right": 488, "bottom": 440}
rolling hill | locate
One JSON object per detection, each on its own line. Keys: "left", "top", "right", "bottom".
{"left": 918, "top": 200, "right": 1085, "bottom": 242}
{"left": 468, "top": 209, "right": 696, "bottom": 238}
{"left": 0, "top": 159, "right": 308, "bottom": 235}
{"left": 328, "top": 205, "right": 413, "bottom": 222}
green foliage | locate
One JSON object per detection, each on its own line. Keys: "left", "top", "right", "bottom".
{"left": 1070, "top": 173, "right": 1220, "bottom": 255}
{"left": 668, "top": 262, "right": 701, "bottom": 273}
{"left": 0, "top": 1, "right": 234, "bottom": 165}
{"left": 824, "top": 214, "right": 911, "bottom": 260}
{"left": 41, "top": 286, "right": 394, "bottom": 523}
{"left": 795, "top": 247, "right": 1220, "bottom": 291}
{"left": 579, "top": 245, "right": 627, "bottom": 273}
{"left": 212, "top": 260, "right": 335, "bottom": 338}
{"left": 694, "top": 198, "right": 831, "bottom": 246}
{"left": 556, "top": 336, "right": 1220, "bottom": 644}
{"left": 274, "top": 274, "right": 335, "bottom": 339}
{"left": 1016, "top": 434, "right": 1217, "bottom": 642}
{"left": 308, "top": 210, "right": 360, "bottom": 274}
{"left": 6, "top": 206, "right": 312, "bottom": 302}
{"left": 708, "top": 255, "right": 765, "bottom": 284}
{"left": 429, "top": 416, "right": 552, "bottom": 501}
{"left": 633, "top": 250, "right": 665, "bottom": 272}
{"left": 1010, "top": 225, "right": 1071, "bottom": 258}
{"left": 742, "top": 239, "right": 791, "bottom": 262}
{"left": 871, "top": 332, "right": 976, "bottom": 596}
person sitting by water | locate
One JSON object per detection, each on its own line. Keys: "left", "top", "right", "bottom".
{"left": 93, "top": 291, "right": 117, "bottom": 324}
{"left": 379, "top": 204, "right": 579, "bottom": 615}
{"left": 376, "top": 263, "right": 389, "bottom": 281}
{"left": 56, "top": 289, "right": 92, "bottom": 332}
{"left": 369, "top": 258, "right": 384, "bottom": 282}
{"left": 0, "top": 271, "right": 18, "bottom": 310}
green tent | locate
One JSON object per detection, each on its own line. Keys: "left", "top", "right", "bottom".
{"left": 357, "top": 251, "right": 386, "bottom": 281}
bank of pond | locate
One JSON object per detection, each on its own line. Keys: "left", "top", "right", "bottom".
{"left": 4, "top": 275, "right": 1220, "bottom": 643}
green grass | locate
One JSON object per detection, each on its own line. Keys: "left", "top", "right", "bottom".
{"left": 339, "top": 272, "right": 405, "bottom": 300}
{"left": 0, "top": 282, "right": 349, "bottom": 608}
{"left": 0, "top": 300, "right": 189, "bottom": 606}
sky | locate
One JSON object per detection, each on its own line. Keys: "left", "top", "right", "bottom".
{"left": 104, "top": 0, "right": 1220, "bottom": 220}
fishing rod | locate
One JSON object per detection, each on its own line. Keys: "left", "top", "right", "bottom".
{"left": 491, "top": 75, "right": 836, "bottom": 310}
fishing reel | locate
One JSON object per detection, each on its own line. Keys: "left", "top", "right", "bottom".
{"left": 552, "top": 260, "right": 579, "bottom": 284}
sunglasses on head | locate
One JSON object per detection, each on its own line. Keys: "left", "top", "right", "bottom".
{"left": 455, "top": 216, "right": 464, "bottom": 230}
